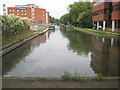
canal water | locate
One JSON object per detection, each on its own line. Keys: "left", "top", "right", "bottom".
{"left": 2, "top": 27, "right": 120, "bottom": 77}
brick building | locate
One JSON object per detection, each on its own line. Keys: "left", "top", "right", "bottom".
{"left": 7, "top": 4, "right": 50, "bottom": 24}
{"left": 92, "top": 0, "right": 120, "bottom": 32}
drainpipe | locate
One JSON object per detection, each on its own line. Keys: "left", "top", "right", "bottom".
{"left": 103, "top": 21, "right": 106, "bottom": 31}
{"left": 112, "top": 20, "right": 115, "bottom": 32}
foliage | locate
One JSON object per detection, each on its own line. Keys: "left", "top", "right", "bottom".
{"left": 62, "top": 71, "right": 84, "bottom": 81}
{"left": 1, "top": 15, "right": 31, "bottom": 36}
{"left": 1, "top": 15, "right": 33, "bottom": 46}
{"left": 50, "top": 16, "right": 60, "bottom": 25}
{"left": 60, "top": 1, "right": 93, "bottom": 28}
{"left": 74, "top": 27, "right": 120, "bottom": 36}
{"left": 60, "top": 13, "right": 70, "bottom": 25}
{"left": 95, "top": 73, "right": 104, "bottom": 81}
{"left": 66, "top": 25, "right": 74, "bottom": 31}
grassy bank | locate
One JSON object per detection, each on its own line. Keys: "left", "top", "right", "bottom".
{"left": 74, "top": 27, "right": 120, "bottom": 36}
{"left": 1, "top": 15, "right": 35, "bottom": 49}
{"left": 38, "top": 27, "right": 47, "bottom": 33}
{"left": 2, "top": 31, "right": 34, "bottom": 49}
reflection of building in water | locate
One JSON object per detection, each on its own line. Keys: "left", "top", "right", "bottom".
{"left": 33, "top": 31, "right": 53, "bottom": 46}
{"left": 91, "top": 36, "right": 120, "bottom": 76}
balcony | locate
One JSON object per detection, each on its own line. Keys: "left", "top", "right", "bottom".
{"left": 112, "top": 11, "right": 120, "bottom": 20}
{"left": 92, "top": 3, "right": 109, "bottom": 13}
{"left": 92, "top": 14, "right": 109, "bottom": 21}
{"left": 112, "top": 0, "right": 120, "bottom": 6}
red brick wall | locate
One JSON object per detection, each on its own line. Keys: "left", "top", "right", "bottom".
{"left": 112, "top": 0, "right": 120, "bottom": 6}
{"left": 92, "top": 14, "right": 109, "bottom": 21}
{"left": 92, "top": 3, "right": 109, "bottom": 13}
{"left": 8, "top": 7, "right": 31, "bottom": 19}
{"left": 47, "top": 12, "right": 50, "bottom": 23}
{"left": 8, "top": 7, "right": 47, "bottom": 23}
{"left": 112, "top": 11, "right": 120, "bottom": 20}
{"left": 35, "top": 8, "right": 46, "bottom": 23}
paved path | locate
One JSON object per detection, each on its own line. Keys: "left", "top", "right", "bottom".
{"left": 2, "top": 78, "right": 119, "bottom": 88}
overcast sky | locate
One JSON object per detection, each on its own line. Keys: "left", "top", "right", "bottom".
{"left": 0, "top": 0, "right": 92, "bottom": 19}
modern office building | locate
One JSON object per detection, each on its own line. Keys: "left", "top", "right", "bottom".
{"left": 7, "top": 4, "right": 50, "bottom": 23}
{"left": 92, "top": 0, "right": 120, "bottom": 32}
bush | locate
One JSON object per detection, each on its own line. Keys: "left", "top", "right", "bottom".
{"left": 1, "top": 15, "right": 31, "bottom": 37}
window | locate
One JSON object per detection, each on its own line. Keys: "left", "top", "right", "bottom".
{"left": 12, "top": 10, "right": 14, "bottom": 12}
{"left": 105, "top": 9, "right": 110, "bottom": 14}
{"left": 3, "top": 9, "right": 6, "bottom": 11}
{"left": 9, "top": 10, "right": 11, "bottom": 12}
{"left": 3, "top": 4, "right": 6, "bottom": 7}
{"left": 25, "top": 13, "right": 26, "bottom": 15}
{"left": 17, "top": 10, "right": 19, "bottom": 12}
{"left": 17, "top": 13, "right": 19, "bottom": 15}
{"left": 25, "top": 10, "right": 26, "bottom": 12}
{"left": 22, "top": 10, "right": 23, "bottom": 12}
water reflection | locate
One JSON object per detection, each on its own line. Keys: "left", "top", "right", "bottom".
{"left": 91, "top": 36, "right": 120, "bottom": 76}
{"left": 60, "top": 27, "right": 120, "bottom": 77}
{"left": 60, "top": 29, "right": 92, "bottom": 56}
{"left": 2, "top": 30, "right": 54, "bottom": 76}
{"left": 2, "top": 27, "right": 120, "bottom": 77}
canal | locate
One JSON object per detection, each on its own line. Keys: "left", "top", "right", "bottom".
{"left": 2, "top": 27, "right": 120, "bottom": 77}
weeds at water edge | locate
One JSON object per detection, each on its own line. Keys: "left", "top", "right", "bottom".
{"left": 95, "top": 73, "right": 104, "bottom": 81}
{"left": 61, "top": 71, "right": 85, "bottom": 81}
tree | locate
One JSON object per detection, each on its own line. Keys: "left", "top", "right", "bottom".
{"left": 60, "top": 1, "right": 93, "bottom": 28}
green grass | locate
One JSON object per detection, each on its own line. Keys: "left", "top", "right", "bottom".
{"left": 74, "top": 27, "right": 120, "bottom": 36}
{"left": 38, "top": 27, "right": 47, "bottom": 33}
{"left": 61, "top": 71, "right": 84, "bottom": 81}
{"left": 2, "top": 31, "right": 34, "bottom": 48}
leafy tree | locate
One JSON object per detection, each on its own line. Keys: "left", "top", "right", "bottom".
{"left": 60, "top": 1, "right": 93, "bottom": 28}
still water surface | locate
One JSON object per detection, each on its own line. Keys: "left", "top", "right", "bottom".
{"left": 3, "top": 27, "right": 120, "bottom": 77}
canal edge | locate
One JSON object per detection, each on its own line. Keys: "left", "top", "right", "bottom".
{"left": 73, "top": 28, "right": 120, "bottom": 38}
{"left": 3, "top": 76, "right": 120, "bottom": 81}
{"left": 0, "top": 28, "right": 49, "bottom": 57}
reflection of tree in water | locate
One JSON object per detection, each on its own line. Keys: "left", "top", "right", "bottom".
{"left": 2, "top": 31, "right": 53, "bottom": 76}
{"left": 91, "top": 36, "right": 120, "bottom": 76}
{"left": 60, "top": 28, "right": 92, "bottom": 55}
{"left": 60, "top": 27, "right": 120, "bottom": 77}
{"left": 2, "top": 40, "right": 34, "bottom": 75}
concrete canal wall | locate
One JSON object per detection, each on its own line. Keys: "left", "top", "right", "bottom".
{"left": 0, "top": 28, "right": 49, "bottom": 57}
{"left": 2, "top": 77, "right": 119, "bottom": 88}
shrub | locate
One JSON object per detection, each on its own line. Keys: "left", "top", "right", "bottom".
{"left": 1, "top": 15, "right": 31, "bottom": 36}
